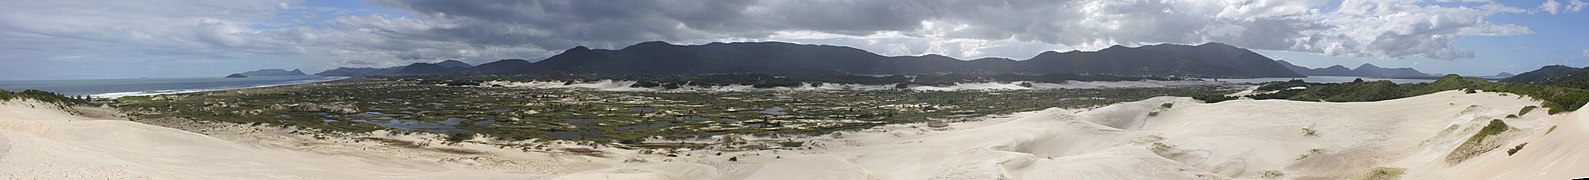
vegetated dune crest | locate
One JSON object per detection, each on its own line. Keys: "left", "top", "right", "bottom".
{"left": 2, "top": 90, "right": 1587, "bottom": 179}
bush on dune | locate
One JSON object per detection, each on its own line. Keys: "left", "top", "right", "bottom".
{"left": 1225, "top": 75, "right": 1589, "bottom": 114}
{"left": 0, "top": 89, "right": 89, "bottom": 105}
{"left": 1446, "top": 119, "right": 1510, "bottom": 164}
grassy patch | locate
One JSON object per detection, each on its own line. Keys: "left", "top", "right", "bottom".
{"left": 1546, "top": 125, "right": 1558, "bottom": 135}
{"left": 1446, "top": 119, "right": 1509, "bottom": 164}
{"left": 1259, "top": 170, "right": 1285, "bottom": 179}
{"left": 445, "top": 133, "right": 476, "bottom": 144}
{"left": 1520, "top": 106, "right": 1538, "bottom": 116}
{"left": 777, "top": 141, "right": 804, "bottom": 148}
{"left": 1358, "top": 167, "right": 1405, "bottom": 180}
{"left": 114, "top": 77, "right": 1235, "bottom": 142}
{"left": 1471, "top": 119, "right": 1510, "bottom": 144}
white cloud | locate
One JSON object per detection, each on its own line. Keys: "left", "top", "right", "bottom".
{"left": 1539, "top": 0, "right": 1584, "bottom": 14}
{"left": 1542, "top": 0, "right": 1564, "bottom": 14}
{"left": 1571, "top": 0, "right": 1588, "bottom": 12}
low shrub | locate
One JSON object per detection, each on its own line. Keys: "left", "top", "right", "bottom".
{"left": 1507, "top": 143, "right": 1527, "bottom": 156}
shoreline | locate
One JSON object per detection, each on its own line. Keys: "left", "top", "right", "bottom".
{"left": 89, "top": 76, "right": 349, "bottom": 98}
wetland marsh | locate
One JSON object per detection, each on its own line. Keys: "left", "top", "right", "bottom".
{"left": 114, "top": 77, "right": 1236, "bottom": 142}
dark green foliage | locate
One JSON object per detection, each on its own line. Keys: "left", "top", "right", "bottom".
{"left": 778, "top": 141, "right": 804, "bottom": 147}
{"left": 0, "top": 89, "right": 90, "bottom": 105}
{"left": 1507, "top": 143, "right": 1527, "bottom": 156}
{"left": 446, "top": 133, "right": 476, "bottom": 143}
{"left": 1520, "top": 106, "right": 1538, "bottom": 116}
{"left": 1286, "top": 80, "right": 1408, "bottom": 102}
{"left": 1192, "top": 94, "right": 1236, "bottom": 103}
{"left": 1237, "top": 75, "right": 1589, "bottom": 114}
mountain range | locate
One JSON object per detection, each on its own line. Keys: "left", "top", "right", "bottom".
{"left": 1501, "top": 65, "right": 1585, "bottom": 85}
{"left": 318, "top": 41, "right": 1305, "bottom": 78}
{"left": 235, "top": 69, "right": 307, "bottom": 76}
{"left": 316, "top": 60, "right": 474, "bottom": 76}
{"left": 1275, "top": 60, "right": 1436, "bottom": 78}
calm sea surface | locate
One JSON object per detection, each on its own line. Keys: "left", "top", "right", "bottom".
{"left": 0, "top": 76, "right": 346, "bottom": 97}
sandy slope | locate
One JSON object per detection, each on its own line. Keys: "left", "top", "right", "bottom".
{"left": 4, "top": 90, "right": 1588, "bottom": 179}
{"left": 668, "top": 90, "right": 1589, "bottom": 179}
{"left": 0, "top": 100, "right": 551, "bottom": 179}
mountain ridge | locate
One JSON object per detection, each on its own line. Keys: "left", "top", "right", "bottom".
{"left": 235, "top": 69, "right": 306, "bottom": 76}
{"left": 325, "top": 41, "right": 1305, "bottom": 78}
{"left": 1275, "top": 60, "right": 1435, "bottom": 78}
{"left": 315, "top": 60, "right": 474, "bottom": 76}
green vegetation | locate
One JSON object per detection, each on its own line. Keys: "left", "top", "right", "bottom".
{"left": 1547, "top": 125, "right": 1558, "bottom": 135}
{"left": 1205, "top": 75, "right": 1589, "bottom": 114}
{"left": 1520, "top": 106, "right": 1538, "bottom": 116}
{"left": 115, "top": 76, "right": 1233, "bottom": 142}
{"left": 1358, "top": 167, "right": 1405, "bottom": 180}
{"left": 1447, "top": 119, "right": 1510, "bottom": 164}
{"left": 1259, "top": 170, "right": 1285, "bottom": 179}
{"left": 1192, "top": 94, "right": 1237, "bottom": 103}
{"left": 777, "top": 141, "right": 804, "bottom": 147}
{"left": 0, "top": 89, "right": 90, "bottom": 105}
{"left": 446, "top": 133, "right": 476, "bottom": 143}
{"left": 1507, "top": 143, "right": 1527, "bottom": 156}
{"left": 1472, "top": 119, "right": 1510, "bottom": 142}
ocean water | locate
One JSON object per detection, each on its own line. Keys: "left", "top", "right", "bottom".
{"left": 0, "top": 76, "right": 347, "bottom": 98}
{"left": 1212, "top": 76, "right": 1438, "bottom": 84}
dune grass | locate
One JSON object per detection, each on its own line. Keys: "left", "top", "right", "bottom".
{"left": 1446, "top": 119, "right": 1510, "bottom": 164}
{"left": 1358, "top": 167, "right": 1405, "bottom": 180}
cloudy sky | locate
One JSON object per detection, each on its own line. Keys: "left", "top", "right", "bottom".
{"left": 2, "top": 0, "right": 1587, "bottom": 80}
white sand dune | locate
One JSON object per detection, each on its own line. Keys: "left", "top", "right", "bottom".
{"left": 4, "top": 90, "right": 1589, "bottom": 179}
{"left": 0, "top": 100, "right": 553, "bottom": 179}
{"left": 661, "top": 90, "right": 1589, "bottom": 179}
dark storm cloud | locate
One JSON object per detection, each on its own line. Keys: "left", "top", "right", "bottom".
{"left": 0, "top": 0, "right": 1570, "bottom": 80}
{"left": 355, "top": 0, "right": 1534, "bottom": 60}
